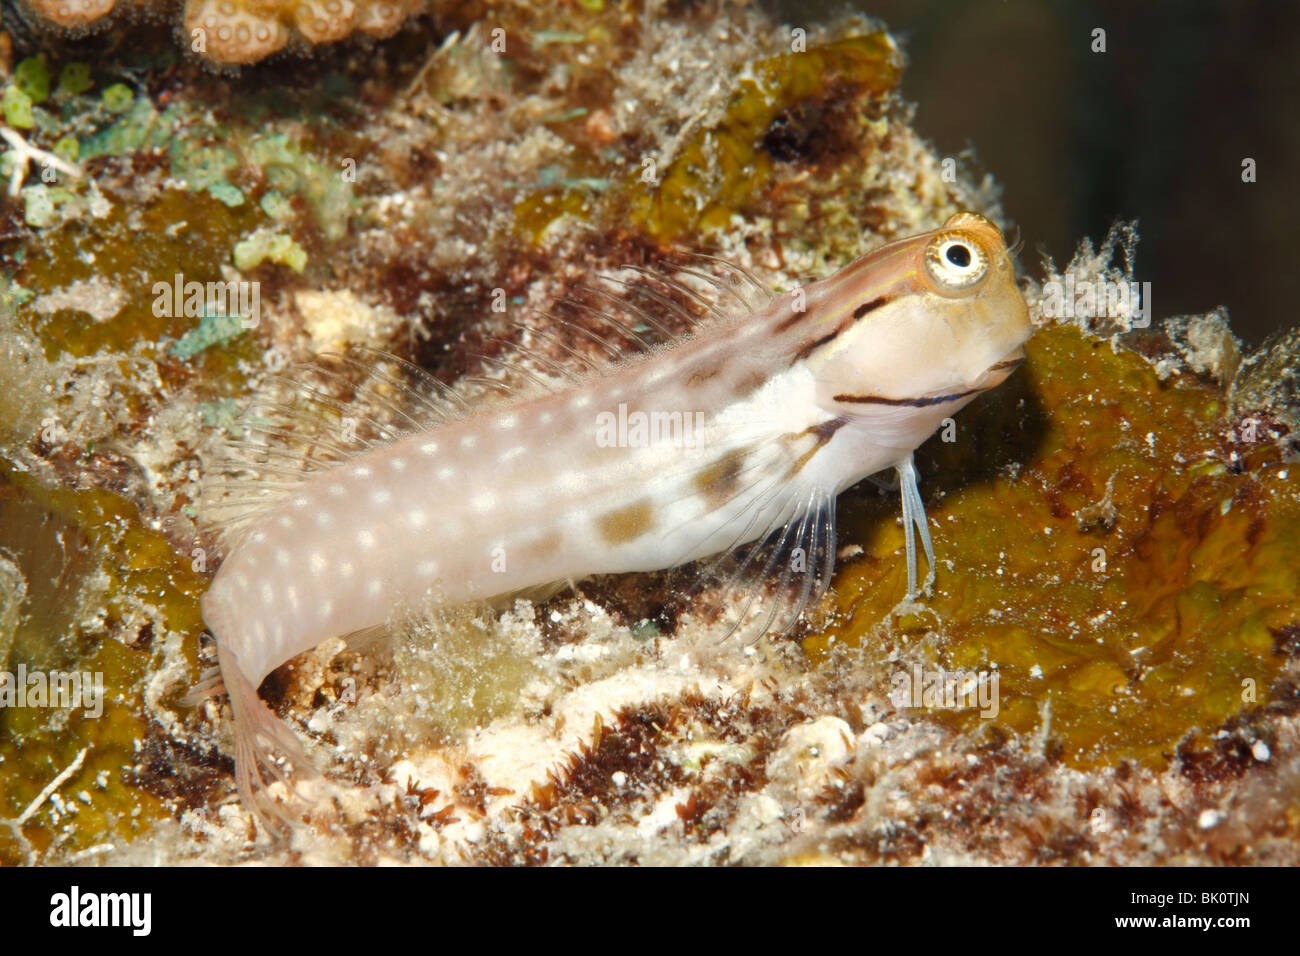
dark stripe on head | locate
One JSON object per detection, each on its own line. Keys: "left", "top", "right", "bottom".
{"left": 774, "top": 305, "right": 808, "bottom": 334}
{"left": 792, "top": 330, "right": 841, "bottom": 365}
{"left": 834, "top": 386, "right": 984, "bottom": 408}
{"left": 852, "top": 296, "right": 888, "bottom": 319}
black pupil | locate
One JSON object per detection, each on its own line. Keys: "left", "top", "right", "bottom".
{"left": 946, "top": 244, "right": 972, "bottom": 268}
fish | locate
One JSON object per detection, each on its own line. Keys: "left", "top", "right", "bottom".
{"left": 193, "top": 211, "right": 1033, "bottom": 831}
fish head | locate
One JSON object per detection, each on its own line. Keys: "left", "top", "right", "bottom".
{"left": 803, "top": 212, "right": 1033, "bottom": 409}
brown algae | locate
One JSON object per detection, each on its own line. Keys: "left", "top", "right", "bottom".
{"left": 807, "top": 324, "right": 1300, "bottom": 769}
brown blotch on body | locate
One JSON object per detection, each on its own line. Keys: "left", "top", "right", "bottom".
{"left": 685, "top": 365, "right": 723, "bottom": 389}
{"left": 693, "top": 447, "right": 750, "bottom": 506}
{"left": 597, "top": 500, "right": 656, "bottom": 545}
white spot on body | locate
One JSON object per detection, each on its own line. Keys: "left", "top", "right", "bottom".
{"left": 358, "top": 529, "right": 377, "bottom": 550}
{"left": 329, "top": 484, "right": 346, "bottom": 497}
{"left": 372, "top": 489, "right": 392, "bottom": 505}
{"left": 421, "top": 441, "right": 439, "bottom": 455}
{"left": 496, "top": 414, "right": 518, "bottom": 429}
{"left": 461, "top": 434, "right": 477, "bottom": 449}
{"left": 556, "top": 470, "right": 586, "bottom": 495}
{"left": 389, "top": 458, "right": 407, "bottom": 472}
{"left": 641, "top": 366, "right": 671, "bottom": 386}
{"left": 437, "top": 466, "right": 455, "bottom": 481}
{"left": 275, "top": 548, "right": 290, "bottom": 567}
{"left": 310, "top": 552, "right": 327, "bottom": 573}
{"left": 500, "top": 445, "right": 526, "bottom": 463}
{"left": 472, "top": 492, "right": 495, "bottom": 514}
{"left": 353, "top": 465, "right": 372, "bottom": 478}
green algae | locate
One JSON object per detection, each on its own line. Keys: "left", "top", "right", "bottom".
{"left": 0, "top": 462, "right": 206, "bottom": 863}
{"left": 259, "top": 190, "right": 294, "bottom": 222}
{"left": 167, "top": 311, "right": 250, "bottom": 360}
{"left": 78, "top": 96, "right": 172, "bottom": 160}
{"left": 244, "top": 133, "right": 356, "bottom": 242}
{"left": 52, "top": 136, "right": 79, "bottom": 165}
{"left": 15, "top": 57, "right": 52, "bottom": 105}
{"left": 100, "top": 83, "right": 135, "bottom": 115}
{"left": 19, "top": 184, "right": 77, "bottom": 229}
{"left": 806, "top": 324, "right": 1300, "bottom": 769}
{"left": 2, "top": 86, "right": 35, "bottom": 129}
{"left": 57, "top": 63, "right": 94, "bottom": 98}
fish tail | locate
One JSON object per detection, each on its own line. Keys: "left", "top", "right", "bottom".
{"left": 217, "top": 643, "right": 320, "bottom": 837}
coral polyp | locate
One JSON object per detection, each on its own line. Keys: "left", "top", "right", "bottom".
{"left": 17, "top": 0, "right": 426, "bottom": 64}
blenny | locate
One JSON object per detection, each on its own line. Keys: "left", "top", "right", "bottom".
{"left": 195, "top": 211, "right": 1033, "bottom": 830}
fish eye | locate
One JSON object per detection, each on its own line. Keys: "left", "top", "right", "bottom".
{"left": 925, "top": 233, "right": 989, "bottom": 292}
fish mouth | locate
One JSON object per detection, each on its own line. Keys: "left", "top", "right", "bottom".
{"left": 833, "top": 346, "right": 1029, "bottom": 410}
{"left": 961, "top": 346, "right": 1025, "bottom": 393}
{"left": 990, "top": 345, "right": 1027, "bottom": 373}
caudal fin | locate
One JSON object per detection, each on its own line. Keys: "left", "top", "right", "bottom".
{"left": 216, "top": 647, "right": 322, "bottom": 837}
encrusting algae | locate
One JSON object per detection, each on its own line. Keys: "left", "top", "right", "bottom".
{"left": 0, "top": 2, "right": 1298, "bottom": 864}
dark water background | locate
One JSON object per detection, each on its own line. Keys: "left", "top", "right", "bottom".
{"left": 773, "top": 0, "right": 1299, "bottom": 346}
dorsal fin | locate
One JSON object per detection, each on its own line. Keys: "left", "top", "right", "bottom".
{"left": 198, "top": 346, "right": 470, "bottom": 553}
{"left": 501, "top": 253, "right": 776, "bottom": 378}
{"left": 199, "top": 255, "right": 776, "bottom": 554}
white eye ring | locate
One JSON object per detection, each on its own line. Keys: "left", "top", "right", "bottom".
{"left": 925, "top": 234, "right": 988, "bottom": 292}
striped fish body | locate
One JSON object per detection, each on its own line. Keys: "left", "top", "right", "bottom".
{"left": 198, "top": 211, "right": 1032, "bottom": 830}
